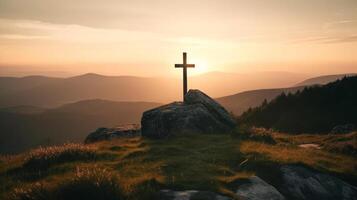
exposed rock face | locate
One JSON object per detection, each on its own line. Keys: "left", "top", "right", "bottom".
{"left": 331, "top": 124, "right": 355, "bottom": 134}
{"left": 235, "top": 176, "right": 285, "bottom": 200}
{"left": 279, "top": 165, "right": 357, "bottom": 200}
{"left": 232, "top": 165, "right": 357, "bottom": 200}
{"left": 85, "top": 124, "right": 140, "bottom": 143}
{"left": 184, "top": 90, "right": 236, "bottom": 127}
{"left": 141, "top": 90, "right": 236, "bottom": 138}
{"left": 159, "top": 190, "right": 232, "bottom": 200}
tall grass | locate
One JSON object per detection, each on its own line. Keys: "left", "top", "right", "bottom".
{"left": 240, "top": 141, "right": 357, "bottom": 175}
{"left": 56, "top": 166, "right": 123, "bottom": 200}
{"left": 23, "top": 143, "right": 97, "bottom": 171}
{"left": 9, "top": 167, "right": 124, "bottom": 200}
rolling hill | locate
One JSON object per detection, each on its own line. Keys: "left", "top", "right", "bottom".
{"left": 0, "top": 99, "right": 161, "bottom": 153}
{"left": 295, "top": 73, "right": 357, "bottom": 86}
{"left": 0, "top": 75, "right": 61, "bottom": 96}
{"left": 216, "top": 86, "right": 305, "bottom": 115}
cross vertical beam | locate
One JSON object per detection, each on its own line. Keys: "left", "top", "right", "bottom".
{"left": 183, "top": 52, "right": 187, "bottom": 97}
{"left": 175, "top": 52, "right": 195, "bottom": 100}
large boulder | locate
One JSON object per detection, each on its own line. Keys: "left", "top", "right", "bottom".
{"left": 279, "top": 165, "right": 357, "bottom": 200}
{"left": 85, "top": 124, "right": 140, "bottom": 143}
{"left": 235, "top": 176, "right": 285, "bottom": 200}
{"left": 184, "top": 89, "right": 236, "bottom": 127}
{"left": 141, "top": 90, "right": 236, "bottom": 138}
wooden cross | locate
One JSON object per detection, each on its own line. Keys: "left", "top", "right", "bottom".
{"left": 175, "top": 52, "right": 195, "bottom": 99}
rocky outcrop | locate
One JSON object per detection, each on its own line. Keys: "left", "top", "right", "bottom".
{"left": 157, "top": 164, "right": 357, "bottom": 200}
{"left": 235, "top": 176, "right": 285, "bottom": 200}
{"left": 279, "top": 165, "right": 357, "bottom": 200}
{"left": 85, "top": 124, "right": 140, "bottom": 143}
{"left": 141, "top": 90, "right": 236, "bottom": 138}
{"left": 159, "top": 190, "right": 232, "bottom": 200}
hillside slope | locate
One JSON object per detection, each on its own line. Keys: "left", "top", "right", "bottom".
{"left": 217, "top": 73, "right": 356, "bottom": 116}
{"left": 0, "top": 99, "right": 161, "bottom": 153}
{"left": 1, "top": 131, "right": 355, "bottom": 200}
{"left": 239, "top": 76, "right": 357, "bottom": 133}
{"left": 216, "top": 86, "right": 304, "bottom": 115}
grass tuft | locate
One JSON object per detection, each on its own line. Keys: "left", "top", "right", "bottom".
{"left": 23, "top": 143, "right": 97, "bottom": 171}
{"left": 57, "top": 166, "right": 123, "bottom": 200}
{"left": 235, "top": 126, "right": 276, "bottom": 144}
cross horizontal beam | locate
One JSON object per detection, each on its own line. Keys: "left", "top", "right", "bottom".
{"left": 175, "top": 64, "right": 195, "bottom": 68}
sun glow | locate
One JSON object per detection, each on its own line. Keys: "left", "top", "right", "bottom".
{"left": 190, "top": 59, "right": 210, "bottom": 75}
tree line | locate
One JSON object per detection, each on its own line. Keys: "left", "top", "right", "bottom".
{"left": 238, "top": 76, "right": 357, "bottom": 133}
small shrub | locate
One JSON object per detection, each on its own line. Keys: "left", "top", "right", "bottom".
{"left": 57, "top": 166, "right": 123, "bottom": 200}
{"left": 235, "top": 126, "right": 276, "bottom": 144}
{"left": 23, "top": 143, "right": 97, "bottom": 171}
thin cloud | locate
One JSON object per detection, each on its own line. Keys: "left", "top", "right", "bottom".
{"left": 322, "top": 35, "right": 357, "bottom": 43}
{"left": 291, "top": 35, "right": 357, "bottom": 44}
{"left": 323, "top": 19, "right": 357, "bottom": 33}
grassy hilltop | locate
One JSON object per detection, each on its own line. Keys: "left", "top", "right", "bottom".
{"left": 1, "top": 129, "right": 356, "bottom": 200}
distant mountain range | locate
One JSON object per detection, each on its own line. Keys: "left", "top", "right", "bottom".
{"left": 0, "top": 100, "right": 160, "bottom": 153}
{"left": 295, "top": 73, "right": 357, "bottom": 86}
{"left": 0, "top": 73, "right": 176, "bottom": 108}
{"left": 0, "top": 71, "right": 308, "bottom": 108}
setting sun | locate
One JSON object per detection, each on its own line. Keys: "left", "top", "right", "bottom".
{"left": 190, "top": 59, "right": 210, "bottom": 75}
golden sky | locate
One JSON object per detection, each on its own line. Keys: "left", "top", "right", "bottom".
{"left": 0, "top": 0, "right": 357, "bottom": 77}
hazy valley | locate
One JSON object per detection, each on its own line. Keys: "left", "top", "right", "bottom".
{"left": 0, "top": 72, "right": 354, "bottom": 154}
